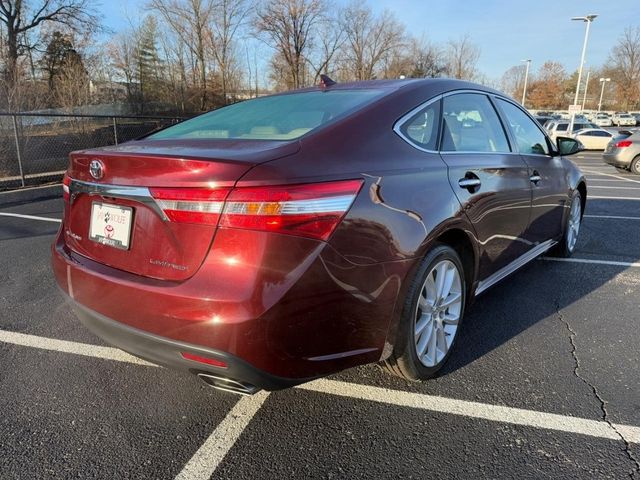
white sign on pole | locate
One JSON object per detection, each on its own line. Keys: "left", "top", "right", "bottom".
{"left": 568, "top": 104, "right": 582, "bottom": 114}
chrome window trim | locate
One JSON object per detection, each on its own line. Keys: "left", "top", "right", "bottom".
{"left": 393, "top": 95, "right": 443, "bottom": 154}
{"left": 69, "top": 179, "right": 168, "bottom": 220}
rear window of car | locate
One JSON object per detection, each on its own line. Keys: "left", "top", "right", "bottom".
{"left": 149, "top": 90, "right": 385, "bottom": 141}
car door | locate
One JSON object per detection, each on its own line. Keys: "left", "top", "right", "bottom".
{"left": 438, "top": 92, "right": 532, "bottom": 282}
{"left": 494, "top": 97, "right": 568, "bottom": 245}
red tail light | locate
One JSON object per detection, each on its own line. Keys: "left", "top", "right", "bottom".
{"left": 150, "top": 187, "right": 231, "bottom": 225}
{"left": 62, "top": 173, "right": 71, "bottom": 201}
{"left": 220, "top": 179, "right": 363, "bottom": 240}
{"left": 616, "top": 140, "right": 633, "bottom": 148}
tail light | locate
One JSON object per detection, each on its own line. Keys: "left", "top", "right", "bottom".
{"left": 220, "top": 180, "right": 363, "bottom": 240}
{"left": 616, "top": 140, "right": 633, "bottom": 148}
{"left": 62, "top": 173, "right": 71, "bottom": 201}
{"left": 150, "top": 187, "right": 231, "bottom": 225}
{"left": 150, "top": 180, "right": 363, "bottom": 240}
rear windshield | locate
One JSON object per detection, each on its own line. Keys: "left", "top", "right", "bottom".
{"left": 148, "top": 90, "right": 384, "bottom": 141}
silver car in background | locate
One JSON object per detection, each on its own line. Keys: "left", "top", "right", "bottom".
{"left": 603, "top": 132, "right": 640, "bottom": 174}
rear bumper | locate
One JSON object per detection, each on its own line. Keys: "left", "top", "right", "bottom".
{"left": 66, "top": 294, "right": 304, "bottom": 391}
{"left": 603, "top": 152, "right": 632, "bottom": 168}
{"left": 52, "top": 226, "right": 411, "bottom": 382}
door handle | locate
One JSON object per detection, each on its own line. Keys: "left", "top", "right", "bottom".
{"left": 458, "top": 174, "right": 481, "bottom": 193}
{"left": 530, "top": 171, "right": 541, "bottom": 184}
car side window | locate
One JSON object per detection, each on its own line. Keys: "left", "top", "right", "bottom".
{"left": 399, "top": 99, "right": 440, "bottom": 151}
{"left": 496, "top": 99, "right": 550, "bottom": 156}
{"left": 440, "top": 93, "right": 510, "bottom": 153}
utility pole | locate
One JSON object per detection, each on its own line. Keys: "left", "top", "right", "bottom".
{"left": 521, "top": 59, "right": 531, "bottom": 107}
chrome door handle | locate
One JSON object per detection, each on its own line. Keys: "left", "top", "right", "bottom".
{"left": 530, "top": 174, "right": 541, "bottom": 184}
{"left": 458, "top": 178, "right": 481, "bottom": 189}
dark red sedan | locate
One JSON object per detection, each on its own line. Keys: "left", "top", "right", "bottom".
{"left": 52, "top": 79, "right": 586, "bottom": 394}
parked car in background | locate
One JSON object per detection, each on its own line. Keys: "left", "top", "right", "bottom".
{"left": 546, "top": 121, "right": 597, "bottom": 141}
{"left": 604, "top": 131, "right": 640, "bottom": 174}
{"left": 629, "top": 112, "right": 640, "bottom": 126}
{"left": 51, "top": 79, "right": 587, "bottom": 394}
{"left": 572, "top": 128, "right": 615, "bottom": 150}
{"left": 612, "top": 113, "right": 636, "bottom": 126}
{"left": 534, "top": 116, "right": 555, "bottom": 128}
{"left": 593, "top": 113, "right": 614, "bottom": 127}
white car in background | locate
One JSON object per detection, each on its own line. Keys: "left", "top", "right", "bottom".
{"left": 612, "top": 113, "right": 636, "bottom": 126}
{"left": 572, "top": 128, "right": 615, "bottom": 150}
{"left": 593, "top": 114, "right": 613, "bottom": 127}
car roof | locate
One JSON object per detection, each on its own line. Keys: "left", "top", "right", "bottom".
{"left": 277, "top": 78, "right": 508, "bottom": 100}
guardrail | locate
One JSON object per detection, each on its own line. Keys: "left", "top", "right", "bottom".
{"left": 0, "top": 113, "right": 186, "bottom": 190}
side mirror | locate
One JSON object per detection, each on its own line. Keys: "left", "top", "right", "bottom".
{"left": 556, "top": 136, "right": 584, "bottom": 156}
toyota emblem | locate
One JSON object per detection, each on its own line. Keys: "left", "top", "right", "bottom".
{"left": 89, "top": 159, "right": 104, "bottom": 180}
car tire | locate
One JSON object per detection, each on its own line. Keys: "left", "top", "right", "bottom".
{"left": 631, "top": 157, "right": 640, "bottom": 175}
{"left": 383, "top": 244, "right": 466, "bottom": 381}
{"left": 553, "top": 190, "right": 582, "bottom": 258}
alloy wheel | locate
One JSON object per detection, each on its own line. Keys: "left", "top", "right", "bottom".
{"left": 414, "top": 260, "right": 463, "bottom": 367}
{"left": 567, "top": 196, "right": 581, "bottom": 252}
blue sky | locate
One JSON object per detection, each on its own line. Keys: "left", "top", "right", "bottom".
{"left": 98, "top": 0, "right": 639, "bottom": 80}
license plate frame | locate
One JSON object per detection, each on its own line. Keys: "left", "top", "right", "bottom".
{"left": 89, "top": 202, "right": 133, "bottom": 250}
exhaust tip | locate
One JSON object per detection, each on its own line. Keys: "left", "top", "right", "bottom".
{"left": 197, "top": 373, "right": 260, "bottom": 396}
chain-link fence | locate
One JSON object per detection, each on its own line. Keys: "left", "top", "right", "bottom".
{"left": 0, "top": 113, "right": 186, "bottom": 190}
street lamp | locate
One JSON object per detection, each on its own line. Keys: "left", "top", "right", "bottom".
{"left": 569, "top": 14, "right": 598, "bottom": 133}
{"left": 582, "top": 69, "right": 590, "bottom": 110}
{"left": 598, "top": 78, "right": 611, "bottom": 112}
{"left": 521, "top": 59, "right": 531, "bottom": 107}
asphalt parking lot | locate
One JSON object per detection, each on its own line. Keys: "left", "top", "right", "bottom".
{"left": 1, "top": 150, "right": 639, "bottom": 479}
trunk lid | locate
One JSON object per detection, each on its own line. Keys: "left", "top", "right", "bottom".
{"left": 64, "top": 139, "right": 299, "bottom": 281}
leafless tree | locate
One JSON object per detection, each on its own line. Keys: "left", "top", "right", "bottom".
{"left": 254, "top": 0, "right": 325, "bottom": 89}
{"left": 443, "top": 34, "right": 480, "bottom": 80}
{"left": 209, "top": 0, "right": 250, "bottom": 103}
{"left": 339, "top": 0, "right": 404, "bottom": 81}
{"left": 149, "top": 0, "right": 215, "bottom": 110}
{"left": 501, "top": 64, "right": 527, "bottom": 99}
{"left": 0, "top": 0, "right": 99, "bottom": 99}
{"left": 605, "top": 26, "right": 640, "bottom": 109}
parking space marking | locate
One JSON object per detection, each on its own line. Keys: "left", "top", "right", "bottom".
{"left": 0, "top": 329, "right": 157, "bottom": 366}
{"left": 584, "top": 214, "right": 640, "bottom": 221}
{"left": 299, "top": 379, "right": 640, "bottom": 443}
{"left": 588, "top": 196, "right": 640, "bottom": 201}
{"left": 2, "top": 329, "right": 640, "bottom": 446}
{"left": 582, "top": 170, "right": 640, "bottom": 183}
{"left": 175, "top": 391, "right": 269, "bottom": 480}
{"left": 542, "top": 257, "right": 640, "bottom": 268}
{"left": 589, "top": 186, "right": 640, "bottom": 190}
{"left": 586, "top": 179, "right": 635, "bottom": 182}
{"left": 0, "top": 212, "right": 61, "bottom": 223}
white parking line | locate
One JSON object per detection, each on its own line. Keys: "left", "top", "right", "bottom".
{"left": 175, "top": 391, "right": 270, "bottom": 480}
{"left": 299, "top": 379, "right": 640, "bottom": 444}
{"left": 0, "top": 212, "right": 61, "bottom": 223}
{"left": 589, "top": 186, "right": 640, "bottom": 190}
{"left": 584, "top": 215, "right": 640, "bottom": 221}
{"left": 0, "top": 330, "right": 156, "bottom": 366}
{"left": 588, "top": 195, "right": 640, "bottom": 201}
{"left": 1, "top": 329, "right": 639, "bottom": 446}
{"left": 542, "top": 257, "right": 640, "bottom": 268}
{"left": 582, "top": 170, "right": 640, "bottom": 183}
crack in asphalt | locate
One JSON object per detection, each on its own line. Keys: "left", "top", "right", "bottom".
{"left": 555, "top": 301, "right": 640, "bottom": 479}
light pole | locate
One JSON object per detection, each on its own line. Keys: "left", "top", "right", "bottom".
{"left": 582, "top": 69, "right": 590, "bottom": 110}
{"left": 521, "top": 59, "right": 531, "bottom": 107}
{"left": 598, "top": 77, "right": 611, "bottom": 112}
{"left": 569, "top": 14, "right": 598, "bottom": 133}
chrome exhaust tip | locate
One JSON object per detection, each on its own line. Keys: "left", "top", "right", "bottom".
{"left": 197, "top": 373, "right": 260, "bottom": 396}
